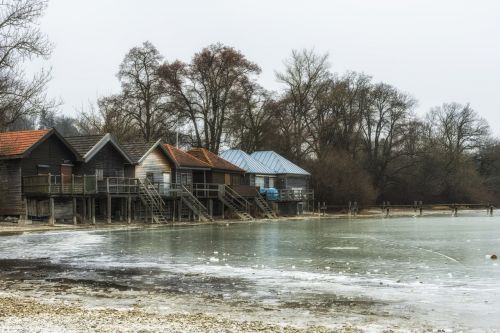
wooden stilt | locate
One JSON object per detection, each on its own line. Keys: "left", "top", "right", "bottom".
{"left": 72, "top": 197, "right": 77, "bottom": 225}
{"left": 178, "top": 199, "right": 182, "bottom": 222}
{"left": 87, "top": 198, "right": 92, "bottom": 222}
{"left": 49, "top": 197, "right": 55, "bottom": 225}
{"left": 127, "top": 196, "right": 131, "bottom": 224}
{"left": 172, "top": 199, "right": 176, "bottom": 222}
{"left": 91, "top": 198, "right": 96, "bottom": 225}
{"left": 82, "top": 197, "right": 87, "bottom": 223}
{"left": 23, "top": 197, "right": 29, "bottom": 221}
{"left": 209, "top": 199, "right": 213, "bottom": 218}
{"left": 107, "top": 195, "right": 112, "bottom": 224}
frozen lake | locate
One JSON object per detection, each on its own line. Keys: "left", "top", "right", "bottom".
{"left": 1, "top": 214, "right": 500, "bottom": 330}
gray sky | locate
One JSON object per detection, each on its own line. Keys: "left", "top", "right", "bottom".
{"left": 35, "top": 0, "right": 500, "bottom": 134}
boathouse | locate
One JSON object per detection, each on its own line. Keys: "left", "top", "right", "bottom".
{"left": 0, "top": 129, "right": 81, "bottom": 221}
{"left": 251, "top": 151, "right": 313, "bottom": 215}
{"left": 219, "top": 149, "right": 276, "bottom": 188}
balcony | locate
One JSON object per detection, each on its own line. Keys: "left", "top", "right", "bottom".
{"left": 23, "top": 175, "right": 98, "bottom": 195}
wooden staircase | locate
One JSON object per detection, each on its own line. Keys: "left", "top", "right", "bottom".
{"left": 218, "top": 185, "right": 253, "bottom": 220}
{"left": 179, "top": 185, "right": 213, "bottom": 222}
{"left": 138, "top": 178, "right": 170, "bottom": 223}
{"left": 254, "top": 192, "right": 277, "bottom": 218}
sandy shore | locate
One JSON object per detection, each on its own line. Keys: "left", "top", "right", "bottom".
{"left": 0, "top": 296, "right": 358, "bottom": 333}
{"left": 0, "top": 276, "right": 365, "bottom": 333}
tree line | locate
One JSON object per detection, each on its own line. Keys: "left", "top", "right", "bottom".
{"left": 1, "top": 0, "right": 500, "bottom": 206}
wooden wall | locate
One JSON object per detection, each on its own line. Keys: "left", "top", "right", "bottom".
{"left": 135, "top": 147, "right": 172, "bottom": 183}
{"left": 0, "top": 160, "right": 23, "bottom": 216}
{"left": 275, "top": 175, "right": 309, "bottom": 190}
{"left": 20, "top": 134, "right": 77, "bottom": 176}
{"left": 74, "top": 143, "right": 127, "bottom": 177}
{"left": 173, "top": 169, "right": 193, "bottom": 185}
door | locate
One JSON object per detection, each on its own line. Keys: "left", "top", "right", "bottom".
{"left": 224, "top": 173, "right": 231, "bottom": 185}
{"left": 60, "top": 164, "right": 73, "bottom": 193}
{"left": 163, "top": 172, "right": 171, "bottom": 195}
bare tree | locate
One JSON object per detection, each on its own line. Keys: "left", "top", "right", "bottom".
{"left": 0, "top": 0, "right": 55, "bottom": 130}
{"left": 76, "top": 97, "right": 138, "bottom": 142}
{"left": 428, "top": 103, "right": 489, "bottom": 156}
{"left": 275, "top": 49, "right": 330, "bottom": 161}
{"left": 360, "top": 83, "right": 416, "bottom": 192}
{"left": 159, "top": 43, "right": 261, "bottom": 153}
{"left": 115, "top": 41, "right": 174, "bottom": 141}
{"left": 226, "top": 82, "right": 275, "bottom": 152}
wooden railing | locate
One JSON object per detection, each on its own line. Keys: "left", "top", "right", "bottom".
{"left": 98, "top": 177, "right": 139, "bottom": 194}
{"left": 23, "top": 174, "right": 98, "bottom": 195}
{"left": 278, "top": 189, "right": 314, "bottom": 201}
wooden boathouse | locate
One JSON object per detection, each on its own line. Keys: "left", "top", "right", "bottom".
{"left": 1, "top": 129, "right": 313, "bottom": 224}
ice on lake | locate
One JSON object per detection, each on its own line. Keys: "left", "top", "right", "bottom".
{"left": 1, "top": 214, "right": 499, "bottom": 330}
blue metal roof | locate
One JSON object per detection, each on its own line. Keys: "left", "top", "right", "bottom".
{"left": 250, "top": 151, "right": 311, "bottom": 176}
{"left": 220, "top": 149, "right": 276, "bottom": 175}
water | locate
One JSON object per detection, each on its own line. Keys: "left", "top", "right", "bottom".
{"left": 1, "top": 214, "right": 500, "bottom": 330}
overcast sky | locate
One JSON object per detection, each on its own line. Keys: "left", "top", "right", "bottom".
{"left": 34, "top": 0, "right": 500, "bottom": 134}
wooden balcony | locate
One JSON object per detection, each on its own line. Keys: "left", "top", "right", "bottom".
{"left": 277, "top": 189, "right": 314, "bottom": 202}
{"left": 23, "top": 174, "right": 98, "bottom": 195}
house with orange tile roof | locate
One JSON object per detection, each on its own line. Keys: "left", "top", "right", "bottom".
{"left": 0, "top": 129, "right": 81, "bottom": 219}
{"left": 187, "top": 147, "right": 245, "bottom": 185}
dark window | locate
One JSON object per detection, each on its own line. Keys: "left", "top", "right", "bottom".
{"left": 37, "top": 165, "right": 50, "bottom": 175}
{"left": 181, "top": 173, "right": 189, "bottom": 185}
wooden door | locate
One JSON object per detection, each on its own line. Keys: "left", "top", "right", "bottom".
{"left": 60, "top": 164, "right": 73, "bottom": 193}
{"left": 224, "top": 173, "right": 231, "bottom": 185}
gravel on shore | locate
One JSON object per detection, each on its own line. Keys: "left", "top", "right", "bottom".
{"left": 0, "top": 295, "right": 363, "bottom": 333}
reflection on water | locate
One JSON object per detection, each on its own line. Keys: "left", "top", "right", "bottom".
{"left": 1, "top": 214, "right": 500, "bottom": 329}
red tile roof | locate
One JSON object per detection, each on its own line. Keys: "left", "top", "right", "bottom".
{"left": 187, "top": 148, "right": 245, "bottom": 172}
{"left": 163, "top": 144, "right": 211, "bottom": 169}
{"left": 0, "top": 129, "right": 51, "bottom": 158}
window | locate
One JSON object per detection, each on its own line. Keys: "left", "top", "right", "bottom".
{"left": 95, "top": 169, "right": 104, "bottom": 181}
{"left": 37, "top": 165, "right": 50, "bottom": 175}
{"left": 181, "top": 173, "right": 188, "bottom": 185}
{"left": 146, "top": 172, "right": 154, "bottom": 182}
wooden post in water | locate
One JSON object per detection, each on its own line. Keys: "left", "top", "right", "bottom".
{"left": 72, "top": 197, "right": 77, "bottom": 225}
{"left": 385, "top": 201, "right": 390, "bottom": 217}
{"left": 87, "top": 198, "right": 92, "bottom": 222}
{"left": 419, "top": 201, "right": 423, "bottom": 216}
{"left": 127, "top": 196, "right": 131, "bottom": 224}
{"left": 107, "top": 195, "right": 112, "bottom": 224}
{"left": 353, "top": 201, "right": 358, "bottom": 217}
{"left": 490, "top": 205, "right": 494, "bottom": 217}
{"left": 49, "top": 197, "right": 55, "bottom": 225}
{"left": 209, "top": 199, "right": 213, "bottom": 218}
{"left": 348, "top": 201, "right": 352, "bottom": 216}
{"left": 91, "top": 198, "right": 96, "bottom": 225}
{"left": 82, "top": 197, "right": 87, "bottom": 223}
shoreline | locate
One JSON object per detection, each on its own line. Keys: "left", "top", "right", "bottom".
{"left": 0, "top": 208, "right": 490, "bottom": 236}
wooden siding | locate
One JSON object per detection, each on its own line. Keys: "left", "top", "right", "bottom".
{"left": 174, "top": 169, "right": 193, "bottom": 185}
{"left": 0, "top": 160, "right": 23, "bottom": 216}
{"left": 134, "top": 147, "right": 172, "bottom": 183}
{"left": 275, "top": 175, "right": 308, "bottom": 190}
{"left": 20, "top": 134, "right": 77, "bottom": 176}
{"left": 74, "top": 142, "right": 127, "bottom": 177}
{"left": 285, "top": 176, "right": 308, "bottom": 190}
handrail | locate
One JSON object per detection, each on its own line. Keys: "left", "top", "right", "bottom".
{"left": 221, "top": 185, "right": 250, "bottom": 212}
{"left": 23, "top": 174, "right": 98, "bottom": 195}
{"left": 139, "top": 178, "right": 166, "bottom": 212}
{"left": 180, "top": 185, "right": 208, "bottom": 210}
